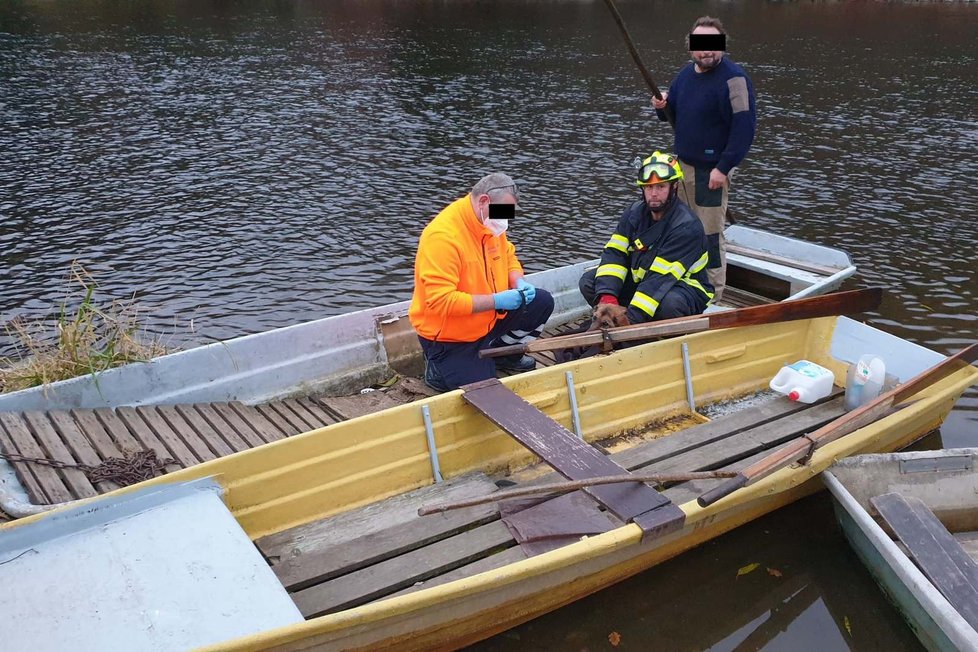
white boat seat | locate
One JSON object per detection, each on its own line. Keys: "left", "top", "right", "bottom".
{"left": 0, "top": 479, "right": 304, "bottom": 651}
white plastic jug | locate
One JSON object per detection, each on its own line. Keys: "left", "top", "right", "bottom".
{"left": 769, "top": 360, "right": 835, "bottom": 403}
{"left": 845, "top": 355, "right": 886, "bottom": 411}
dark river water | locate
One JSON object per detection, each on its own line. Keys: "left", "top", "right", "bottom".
{"left": 2, "top": 1, "right": 977, "bottom": 648}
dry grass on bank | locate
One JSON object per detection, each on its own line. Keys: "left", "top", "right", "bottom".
{"left": 0, "top": 263, "right": 169, "bottom": 394}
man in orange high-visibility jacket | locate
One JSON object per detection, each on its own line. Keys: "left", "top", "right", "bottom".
{"left": 409, "top": 173, "right": 554, "bottom": 392}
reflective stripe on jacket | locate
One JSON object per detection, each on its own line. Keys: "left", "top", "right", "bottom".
{"left": 409, "top": 195, "right": 523, "bottom": 342}
{"left": 595, "top": 198, "right": 714, "bottom": 322}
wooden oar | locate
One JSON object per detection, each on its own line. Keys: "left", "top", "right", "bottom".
{"left": 697, "top": 342, "right": 978, "bottom": 508}
{"left": 480, "top": 287, "right": 883, "bottom": 359}
{"left": 601, "top": 0, "right": 673, "bottom": 127}
{"left": 418, "top": 470, "right": 736, "bottom": 516}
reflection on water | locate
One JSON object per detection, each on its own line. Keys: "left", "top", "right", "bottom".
{"left": 1, "top": 0, "right": 976, "bottom": 647}
{"left": 468, "top": 492, "right": 925, "bottom": 652}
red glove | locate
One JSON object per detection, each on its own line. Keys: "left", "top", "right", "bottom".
{"left": 593, "top": 303, "right": 630, "bottom": 328}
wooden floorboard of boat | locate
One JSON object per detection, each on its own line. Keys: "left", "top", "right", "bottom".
{"left": 293, "top": 520, "right": 517, "bottom": 618}
{"left": 276, "top": 392, "right": 844, "bottom": 619}
{"left": 256, "top": 472, "right": 500, "bottom": 562}
{"left": 274, "top": 501, "right": 501, "bottom": 592}
{"left": 0, "top": 397, "right": 340, "bottom": 504}
{"left": 718, "top": 286, "right": 774, "bottom": 309}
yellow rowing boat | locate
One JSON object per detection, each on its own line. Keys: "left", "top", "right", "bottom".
{"left": 1, "top": 315, "right": 975, "bottom": 651}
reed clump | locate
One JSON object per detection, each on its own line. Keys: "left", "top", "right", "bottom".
{"left": 0, "top": 263, "right": 169, "bottom": 394}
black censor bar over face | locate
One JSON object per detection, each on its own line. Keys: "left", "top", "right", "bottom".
{"left": 489, "top": 203, "right": 516, "bottom": 220}
{"left": 688, "top": 33, "right": 726, "bottom": 51}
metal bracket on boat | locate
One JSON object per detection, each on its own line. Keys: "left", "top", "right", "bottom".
{"left": 420, "top": 404, "right": 443, "bottom": 483}
{"left": 601, "top": 327, "right": 614, "bottom": 354}
{"left": 565, "top": 371, "right": 584, "bottom": 440}
{"left": 681, "top": 342, "right": 696, "bottom": 412}
{"left": 798, "top": 433, "right": 821, "bottom": 465}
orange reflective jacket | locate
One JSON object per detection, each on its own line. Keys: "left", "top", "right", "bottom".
{"left": 409, "top": 195, "right": 523, "bottom": 342}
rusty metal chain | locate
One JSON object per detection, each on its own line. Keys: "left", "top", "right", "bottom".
{"left": 0, "top": 449, "right": 176, "bottom": 487}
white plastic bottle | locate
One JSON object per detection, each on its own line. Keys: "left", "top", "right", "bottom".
{"left": 845, "top": 355, "right": 886, "bottom": 411}
{"left": 769, "top": 360, "right": 836, "bottom": 403}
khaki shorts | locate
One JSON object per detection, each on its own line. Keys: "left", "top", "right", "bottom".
{"left": 677, "top": 160, "right": 732, "bottom": 302}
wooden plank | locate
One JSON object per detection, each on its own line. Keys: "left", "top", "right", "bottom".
{"left": 317, "top": 393, "right": 402, "bottom": 421}
{"left": 275, "top": 502, "right": 500, "bottom": 591}
{"left": 132, "top": 406, "right": 200, "bottom": 467}
{"left": 254, "top": 404, "right": 301, "bottom": 437}
{"left": 229, "top": 402, "right": 287, "bottom": 443}
{"left": 721, "top": 286, "right": 773, "bottom": 308}
{"left": 257, "top": 473, "right": 498, "bottom": 561}
{"left": 22, "top": 412, "right": 98, "bottom": 499}
{"left": 70, "top": 409, "right": 125, "bottom": 462}
{"left": 645, "top": 398, "right": 846, "bottom": 478}
{"left": 210, "top": 403, "right": 267, "bottom": 449}
{"left": 527, "top": 350, "right": 558, "bottom": 368}
{"left": 174, "top": 405, "right": 240, "bottom": 455}
{"left": 265, "top": 402, "right": 315, "bottom": 434}
{"left": 309, "top": 396, "right": 348, "bottom": 423}
{"left": 115, "top": 407, "right": 186, "bottom": 471}
{"left": 92, "top": 407, "right": 142, "bottom": 452}
{"left": 188, "top": 404, "right": 251, "bottom": 452}
{"left": 283, "top": 399, "right": 330, "bottom": 430}
{"left": 502, "top": 398, "right": 843, "bottom": 508}
{"left": 385, "top": 546, "right": 528, "bottom": 599}
{"left": 613, "top": 390, "right": 843, "bottom": 472}
{"left": 48, "top": 410, "right": 120, "bottom": 493}
{"left": 295, "top": 398, "right": 339, "bottom": 428}
{"left": 662, "top": 438, "right": 803, "bottom": 507}
{"left": 872, "top": 492, "right": 978, "bottom": 631}
{"left": 292, "top": 520, "right": 515, "bottom": 618}
{"left": 462, "top": 378, "right": 672, "bottom": 523}
{"left": 155, "top": 405, "right": 218, "bottom": 462}
{"left": 0, "top": 413, "right": 53, "bottom": 503}
{"left": 0, "top": 412, "right": 72, "bottom": 503}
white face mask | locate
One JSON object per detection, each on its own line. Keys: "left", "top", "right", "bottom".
{"left": 485, "top": 218, "right": 508, "bottom": 236}
{"left": 481, "top": 208, "right": 509, "bottom": 236}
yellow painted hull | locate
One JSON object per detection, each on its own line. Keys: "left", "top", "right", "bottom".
{"left": 8, "top": 317, "right": 976, "bottom": 651}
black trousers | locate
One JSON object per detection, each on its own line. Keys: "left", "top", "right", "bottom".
{"left": 578, "top": 268, "right": 707, "bottom": 322}
{"left": 418, "top": 289, "right": 555, "bottom": 390}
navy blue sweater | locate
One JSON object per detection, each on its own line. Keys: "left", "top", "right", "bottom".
{"left": 656, "top": 57, "right": 756, "bottom": 175}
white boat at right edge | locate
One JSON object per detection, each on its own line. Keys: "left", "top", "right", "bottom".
{"left": 825, "top": 449, "right": 978, "bottom": 651}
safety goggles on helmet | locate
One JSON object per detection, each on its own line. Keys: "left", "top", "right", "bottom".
{"left": 634, "top": 152, "right": 683, "bottom": 186}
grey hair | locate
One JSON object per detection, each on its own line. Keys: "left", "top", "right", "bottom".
{"left": 472, "top": 173, "right": 519, "bottom": 202}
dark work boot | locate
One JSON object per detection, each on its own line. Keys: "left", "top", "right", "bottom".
{"left": 495, "top": 354, "right": 536, "bottom": 373}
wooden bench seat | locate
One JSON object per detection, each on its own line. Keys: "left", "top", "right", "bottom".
{"left": 872, "top": 492, "right": 978, "bottom": 631}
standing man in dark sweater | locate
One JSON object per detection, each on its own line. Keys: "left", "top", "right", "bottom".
{"left": 652, "top": 16, "right": 756, "bottom": 302}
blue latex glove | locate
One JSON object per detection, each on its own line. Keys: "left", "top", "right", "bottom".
{"left": 493, "top": 289, "right": 523, "bottom": 311}
{"left": 516, "top": 278, "right": 536, "bottom": 304}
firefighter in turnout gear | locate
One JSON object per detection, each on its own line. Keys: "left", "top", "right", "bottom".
{"left": 579, "top": 152, "right": 714, "bottom": 328}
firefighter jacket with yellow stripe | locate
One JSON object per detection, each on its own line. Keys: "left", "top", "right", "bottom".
{"left": 409, "top": 195, "right": 524, "bottom": 342}
{"left": 594, "top": 198, "right": 714, "bottom": 323}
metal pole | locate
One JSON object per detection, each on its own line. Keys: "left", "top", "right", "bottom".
{"left": 420, "top": 404, "right": 443, "bottom": 483}
{"left": 681, "top": 342, "right": 696, "bottom": 412}
{"left": 565, "top": 371, "right": 584, "bottom": 440}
